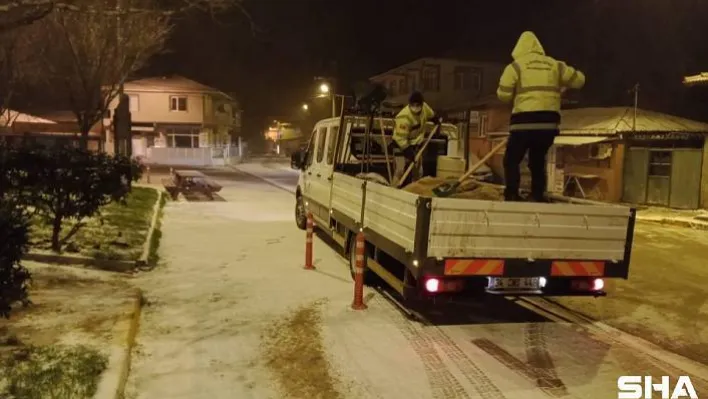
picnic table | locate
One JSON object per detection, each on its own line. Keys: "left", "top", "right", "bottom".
{"left": 162, "top": 169, "right": 222, "bottom": 200}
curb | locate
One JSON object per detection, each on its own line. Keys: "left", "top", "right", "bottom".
{"left": 636, "top": 216, "right": 708, "bottom": 230}
{"left": 24, "top": 187, "right": 165, "bottom": 273}
{"left": 94, "top": 289, "right": 144, "bottom": 399}
{"left": 228, "top": 164, "right": 296, "bottom": 195}
{"left": 136, "top": 189, "right": 164, "bottom": 267}
{"left": 23, "top": 252, "right": 135, "bottom": 273}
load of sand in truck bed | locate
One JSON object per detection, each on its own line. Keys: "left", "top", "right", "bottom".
{"left": 402, "top": 176, "right": 504, "bottom": 200}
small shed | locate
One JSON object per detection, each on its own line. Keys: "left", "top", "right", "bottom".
{"left": 560, "top": 107, "right": 708, "bottom": 209}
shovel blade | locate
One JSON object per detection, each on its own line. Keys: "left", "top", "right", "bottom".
{"left": 432, "top": 182, "right": 460, "bottom": 197}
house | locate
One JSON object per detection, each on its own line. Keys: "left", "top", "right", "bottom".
{"left": 104, "top": 75, "right": 242, "bottom": 165}
{"left": 264, "top": 120, "right": 304, "bottom": 156}
{"left": 470, "top": 105, "right": 708, "bottom": 209}
{"left": 1, "top": 109, "right": 103, "bottom": 151}
{"left": 369, "top": 57, "right": 504, "bottom": 165}
{"left": 369, "top": 57, "right": 504, "bottom": 111}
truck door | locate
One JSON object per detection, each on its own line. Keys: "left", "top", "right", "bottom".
{"left": 300, "top": 128, "right": 318, "bottom": 206}
{"left": 308, "top": 124, "right": 330, "bottom": 225}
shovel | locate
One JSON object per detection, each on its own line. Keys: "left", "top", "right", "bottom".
{"left": 432, "top": 137, "right": 508, "bottom": 197}
{"left": 396, "top": 123, "right": 441, "bottom": 188}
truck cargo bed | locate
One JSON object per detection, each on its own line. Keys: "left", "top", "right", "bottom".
{"left": 330, "top": 172, "right": 634, "bottom": 264}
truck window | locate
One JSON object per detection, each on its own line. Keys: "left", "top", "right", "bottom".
{"left": 316, "top": 126, "right": 327, "bottom": 163}
{"left": 326, "top": 126, "right": 339, "bottom": 165}
{"left": 304, "top": 129, "right": 316, "bottom": 168}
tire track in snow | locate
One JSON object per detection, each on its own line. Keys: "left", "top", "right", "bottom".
{"left": 377, "top": 296, "right": 506, "bottom": 399}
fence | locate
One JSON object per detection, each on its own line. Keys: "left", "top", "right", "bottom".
{"left": 143, "top": 144, "right": 245, "bottom": 167}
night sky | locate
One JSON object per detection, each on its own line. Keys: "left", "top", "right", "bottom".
{"left": 144, "top": 0, "right": 708, "bottom": 142}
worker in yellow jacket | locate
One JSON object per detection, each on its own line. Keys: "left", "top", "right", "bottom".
{"left": 393, "top": 92, "right": 441, "bottom": 185}
{"left": 497, "top": 31, "right": 585, "bottom": 202}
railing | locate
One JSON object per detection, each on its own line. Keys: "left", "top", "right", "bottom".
{"left": 142, "top": 144, "right": 245, "bottom": 166}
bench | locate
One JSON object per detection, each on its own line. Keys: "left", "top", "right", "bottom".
{"left": 165, "top": 170, "right": 222, "bottom": 200}
{"left": 161, "top": 177, "right": 180, "bottom": 200}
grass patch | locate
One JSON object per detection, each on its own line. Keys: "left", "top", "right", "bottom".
{"left": 0, "top": 344, "right": 107, "bottom": 399}
{"left": 147, "top": 193, "right": 167, "bottom": 266}
{"left": 261, "top": 300, "right": 342, "bottom": 399}
{"left": 29, "top": 187, "right": 159, "bottom": 261}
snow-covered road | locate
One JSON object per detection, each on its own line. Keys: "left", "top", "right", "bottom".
{"left": 125, "top": 164, "right": 708, "bottom": 399}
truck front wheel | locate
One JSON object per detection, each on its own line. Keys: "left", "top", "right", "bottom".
{"left": 295, "top": 195, "right": 307, "bottom": 230}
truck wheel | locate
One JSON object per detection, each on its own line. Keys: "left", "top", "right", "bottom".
{"left": 295, "top": 195, "right": 307, "bottom": 230}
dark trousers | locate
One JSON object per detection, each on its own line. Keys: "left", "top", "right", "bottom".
{"left": 400, "top": 143, "right": 438, "bottom": 187}
{"left": 503, "top": 130, "right": 557, "bottom": 201}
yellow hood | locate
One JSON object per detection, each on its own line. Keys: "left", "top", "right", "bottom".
{"left": 511, "top": 31, "right": 545, "bottom": 60}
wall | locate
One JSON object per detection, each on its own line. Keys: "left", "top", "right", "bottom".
{"left": 113, "top": 91, "right": 206, "bottom": 124}
{"left": 561, "top": 143, "right": 624, "bottom": 201}
{"left": 699, "top": 140, "right": 708, "bottom": 208}
{"left": 370, "top": 58, "right": 504, "bottom": 111}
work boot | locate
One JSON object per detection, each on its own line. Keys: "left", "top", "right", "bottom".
{"left": 504, "top": 193, "right": 525, "bottom": 202}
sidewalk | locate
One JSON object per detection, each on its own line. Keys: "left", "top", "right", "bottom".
{"left": 635, "top": 206, "right": 708, "bottom": 229}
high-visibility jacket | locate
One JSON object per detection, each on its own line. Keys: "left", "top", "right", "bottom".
{"left": 497, "top": 31, "right": 585, "bottom": 132}
{"left": 393, "top": 103, "right": 435, "bottom": 149}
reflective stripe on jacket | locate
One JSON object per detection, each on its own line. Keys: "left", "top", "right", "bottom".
{"left": 393, "top": 103, "right": 435, "bottom": 149}
{"left": 497, "top": 31, "right": 585, "bottom": 131}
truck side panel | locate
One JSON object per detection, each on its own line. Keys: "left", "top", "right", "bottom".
{"left": 364, "top": 183, "right": 418, "bottom": 253}
{"left": 331, "top": 173, "right": 364, "bottom": 225}
{"left": 428, "top": 198, "right": 632, "bottom": 261}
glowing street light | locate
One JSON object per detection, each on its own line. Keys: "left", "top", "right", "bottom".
{"left": 302, "top": 103, "right": 309, "bottom": 111}
{"left": 319, "top": 83, "right": 330, "bottom": 95}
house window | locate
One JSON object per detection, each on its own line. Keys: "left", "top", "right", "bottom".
{"left": 129, "top": 94, "right": 139, "bottom": 112}
{"left": 453, "top": 66, "right": 482, "bottom": 91}
{"left": 170, "top": 96, "right": 188, "bottom": 112}
{"left": 421, "top": 66, "right": 439, "bottom": 91}
{"left": 479, "top": 114, "right": 488, "bottom": 137}
{"left": 409, "top": 73, "right": 418, "bottom": 91}
{"left": 389, "top": 80, "right": 397, "bottom": 96}
{"left": 648, "top": 150, "right": 671, "bottom": 177}
{"left": 399, "top": 78, "right": 407, "bottom": 94}
{"left": 166, "top": 127, "right": 200, "bottom": 148}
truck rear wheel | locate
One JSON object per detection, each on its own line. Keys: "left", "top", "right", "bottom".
{"left": 295, "top": 195, "right": 307, "bottom": 230}
{"left": 348, "top": 235, "right": 380, "bottom": 286}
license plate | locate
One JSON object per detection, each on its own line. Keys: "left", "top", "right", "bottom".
{"left": 487, "top": 277, "right": 540, "bottom": 290}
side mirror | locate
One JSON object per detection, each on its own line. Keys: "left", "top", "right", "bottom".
{"left": 291, "top": 150, "right": 305, "bottom": 170}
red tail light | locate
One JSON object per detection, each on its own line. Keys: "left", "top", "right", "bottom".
{"left": 425, "top": 278, "right": 440, "bottom": 293}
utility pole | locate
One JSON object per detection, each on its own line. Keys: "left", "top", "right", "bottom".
{"left": 632, "top": 83, "right": 639, "bottom": 131}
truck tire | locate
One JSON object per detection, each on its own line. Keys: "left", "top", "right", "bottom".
{"left": 295, "top": 195, "right": 307, "bottom": 230}
{"left": 348, "top": 236, "right": 379, "bottom": 286}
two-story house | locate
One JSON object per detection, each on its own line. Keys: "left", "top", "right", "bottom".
{"left": 369, "top": 57, "right": 503, "bottom": 111}
{"left": 104, "top": 75, "right": 241, "bottom": 161}
{"left": 369, "top": 57, "right": 504, "bottom": 167}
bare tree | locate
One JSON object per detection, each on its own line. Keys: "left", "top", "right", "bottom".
{"left": 29, "top": 0, "right": 171, "bottom": 147}
{"left": 0, "top": 0, "right": 249, "bottom": 33}
{"left": 0, "top": 26, "right": 42, "bottom": 127}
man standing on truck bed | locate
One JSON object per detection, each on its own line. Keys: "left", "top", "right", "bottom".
{"left": 393, "top": 91, "right": 441, "bottom": 186}
{"left": 497, "top": 31, "right": 585, "bottom": 202}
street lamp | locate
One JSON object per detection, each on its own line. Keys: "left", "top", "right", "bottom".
{"left": 302, "top": 103, "right": 309, "bottom": 111}
{"left": 319, "top": 83, "right": 330, "bottom": 95}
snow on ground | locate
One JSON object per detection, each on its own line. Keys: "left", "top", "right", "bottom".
{"left": 124, "top": 173, "right": 440, "bottom": 398}
{"left": 125, "top": 165, "right": 708, "bottom": 399}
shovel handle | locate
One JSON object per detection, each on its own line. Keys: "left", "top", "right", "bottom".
{"left": 396, "top": 124, "right": 441, "bottom": 187}
{"left": 457, "top": 138, "right": 508, "bottom": 183}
